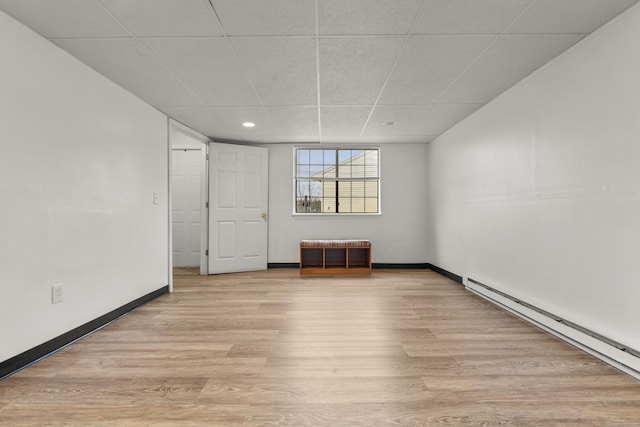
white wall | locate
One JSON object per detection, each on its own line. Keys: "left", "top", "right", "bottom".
{"left": 428, "top": 4, "right": 640, "bottom": 351}
{"left": 0, "top": 11, "right": 169, "bottom": 362}
{"left": 170, "top": 120, "right": 209, "bottom": 149}
{"left": 268, "top": 143, "right": 429, "bottom": 263}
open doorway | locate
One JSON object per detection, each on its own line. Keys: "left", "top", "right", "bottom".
{"left": 169, "top": 120, "right": 209, "bottom": 285}
{"left": 171, "top": 148, "right": 202, "bottom": 266}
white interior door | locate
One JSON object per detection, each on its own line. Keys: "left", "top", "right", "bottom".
{"left": 171, "top": 148, "right": 202, "bottom": 267}
{"left": 208, "top": 143, "right": 268, "bottom": 274}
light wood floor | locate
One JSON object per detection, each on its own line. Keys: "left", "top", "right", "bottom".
{"left": 1, "top": 269, "right": 639, "bottom": 426}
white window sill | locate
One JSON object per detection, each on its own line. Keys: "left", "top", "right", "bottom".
{"left": 291, "top": 212, "right": 382, "bottom": 218}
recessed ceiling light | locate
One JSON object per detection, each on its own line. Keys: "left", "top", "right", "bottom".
{"left": 383, "top": 121, "right": 395, "bottom": 126}
{"left": 242, "top": 122, "right": 255, "bottom": 128}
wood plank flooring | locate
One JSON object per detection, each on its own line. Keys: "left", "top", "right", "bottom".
{"left": 1, "top": 268, "right": 639, "bottom": 426}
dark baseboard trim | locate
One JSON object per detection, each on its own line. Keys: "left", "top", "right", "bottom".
{"left": 268, "top": 263, "right": 300, "bottom": 269}
{"left": 428, "top": 264, "right": 464, "bottom": 284}
{"left": 372, "top": 263, "right": 430, "bottom": 269}
{"left": 0, "top": 285, "right": 169, "bottom": 381}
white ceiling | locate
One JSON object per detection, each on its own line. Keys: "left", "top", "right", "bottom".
{"left": 1, "top": 0, "right": 637, "bottom": 144}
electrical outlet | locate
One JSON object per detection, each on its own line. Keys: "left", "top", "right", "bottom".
{"left": 51, "top": 284, "right": 63, "bottom": 304}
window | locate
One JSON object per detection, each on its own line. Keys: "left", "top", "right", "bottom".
{"left": 295, "top": 148, "right": 379, "bottom": 214}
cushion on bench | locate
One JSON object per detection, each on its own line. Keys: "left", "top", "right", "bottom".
{"left": 300, "top": 239, "right": 371, "bottom": 248}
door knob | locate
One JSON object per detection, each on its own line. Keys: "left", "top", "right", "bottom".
{"left": 261, "top": 212, "right": 267, "bottom": 219}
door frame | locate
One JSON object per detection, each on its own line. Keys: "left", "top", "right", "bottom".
{"left": 199, "top": 143, "right": 209, "bottom": 276}
{"left": 170, "top": 147, "right": 208, "bottom": 271}
{"left": 168, "top": 120, "right": 210, "bottom": 291}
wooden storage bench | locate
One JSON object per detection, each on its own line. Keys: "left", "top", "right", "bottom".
{"left": 300, "top": 240, "right": 371, "bottom": 275}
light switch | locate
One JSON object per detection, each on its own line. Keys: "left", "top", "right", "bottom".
{"left": 153, "top": 192, "right": 159, "bottom": 205}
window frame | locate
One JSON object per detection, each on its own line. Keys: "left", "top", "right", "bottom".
{"left": 292, "top": 146, "right": 381, "bottom": 216}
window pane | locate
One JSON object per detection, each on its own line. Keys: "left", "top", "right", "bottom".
{"left": 323, "top": 181, "right": 336, "bottom": 198}
{"left": 365, "top": 197, "right": 378, "bottom": 213}
{"left": 338, "top": 181, "right": 351, "bottom": 197}
{"left": 297, "top": 165, "right": 310, "bottom": 177}
{"left": 323, "top": 166, "right": 337, "bottom": 178}
{"left": 324, "top": 150, "right": 336, "bottom": 165}
{"left": 295, "top": 179, "right": 309, "bottom": 212}
{"left": 351, "top": 181, "right": 364, "bottom": 198}
{"left": 364, "top": 149, "right": 378, "bottom": 163}
{"left": 297, "top": 149, "right": 309, "bottom": 165}
{"left": 309, "top": 180, "right": 322, "bottom": 197}
{"left": 296, "top": 179, "right": 309, "bottom": 196}
{"left": 296, "top": 179, "right": 324, "bottom": 213}
{"left": 322, "top": 198, "right": 336, "bottom": 213}
{"left": 364, "top": 164, "right": 377, "bottom": 178}
{"left": 351, "top": 151, "right": 365, "bottom": 165}
{"left": 364, "top": 181, "right": 378, "bottom": 197}
{"left": 351, "top": 164, "right": 365, "bottom": 177}
{"left": 338, "top": 150, "right": 352, "bottom": 163}
{"left": 337, "top": 164, "right": 351, "bottom": 178}
{"left": 309, "top": 164, "right": 325, "bottom": 177}
{"left": 338, "top": 197, "right": 351, "bottom": 213}
{"left": 310, "top": 149, "right": 323, "bottom": 164}
{"left": 364, "top": 150, "right": 378, "bottom": 177}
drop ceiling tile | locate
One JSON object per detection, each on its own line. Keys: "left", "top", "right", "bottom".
{"left": 320, "top": 107, "right": 372, "bottom": 137}
{"left": 211, "top": 106, "right": 318, "bottom": 137}
{"left": 506, "top": 0, "right": 638, "bottom": 34}
{"left": 0, "top": 0, "right": 128, "bottom": 37}
{"left": 319, "top": 0, "right": 422, "bottom": 35}
{"left": 412, "top": 0, "right": 530, "bottom": 34}
{"left": 231, "top": 37, "right": 317, "bottom": 106}
{"left": 142, "top": 38, "right": 260, "bottom": 106}
{"left": 380, "top": 36, "right": 493, "bottom": 105}
{"left": 209, "top": 106, "right": 269, "bottom": 135}
{"left": 161, "top": 107, "right": 240, "bottom": 140}
{"left": 266, "top": 107, "right": 319, "bottom": 136}
{"left": 437, "top": 34, "right": 584, "bottom": 103}
{"left": 100, "top": 0, "right": 224, "bottom": 37}
{"left": 53, "top": 38, "right": 203, "bottom": 107}
{"left": 210, "top": 0, "right": 315, "bottom": 36}
{"left": 364, "top": 104, "right": 481, "bottom": 136}
{"left": 320, "top": 37, "right": 404, "bottom": 105}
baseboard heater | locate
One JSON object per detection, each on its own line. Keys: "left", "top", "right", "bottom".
{"left": 465, "top": 277, "right": 640, "bottom": 380}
